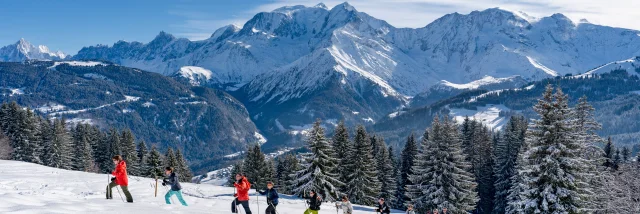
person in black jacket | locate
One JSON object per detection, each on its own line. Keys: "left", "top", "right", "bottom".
{"left": 374, "top": 198, "right": 390, "bottom": 214}
{"left": 303, "top": 190, "right": 322, "bottom": 214}
{"left": 258, "top": 181, "right": 279, "bottom": 214}
{"left": 162, "top": 167, "right": 188, "bottom": 206}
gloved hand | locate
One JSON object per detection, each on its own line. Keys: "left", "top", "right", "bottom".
{"left": 162, "top": 182, "right": 166, "bottom": 186}
{"left": 233, "top": 193, "right": 238, "bottom": 197}
{"left": 111, "top": 177, "right": 116, "bottom": 182}
{"left": 162, "top": 178, "right": 168, "bottom": 183}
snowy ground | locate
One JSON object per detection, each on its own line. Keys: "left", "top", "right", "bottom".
{"left": 0, "top": 160, "right": 399, "bottom": 214}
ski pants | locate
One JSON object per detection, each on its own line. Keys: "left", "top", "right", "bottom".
{"left": 232, "top": 198, "right": 252, "bottom": 214}
{"left": 165, "top": 190, "right": 188, "bottom": 206}
{"left": 106, "top": 181, "right": 133, "bottom": 202}
{"left": 265, "top": 203, "right": 277, "bottom": 214}
{"left": 304, "top": 208, "right": 319, "bottom": 214}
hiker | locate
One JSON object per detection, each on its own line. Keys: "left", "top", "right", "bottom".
{"left": 257, "top": 181, "right": 279, "bottom": 214}
{"left": 375, "top": 198, "right": 391, "bottom": 214}
{"left": 162, "top": 167, "right": 188, "bottom": 206}
{"left": 232, "top": 173, "right": 252, "bottom": 214}
{"left": 303, "top": 190, "right": 322, "bottom": 214}
{"left": 336, "top": 195, "right": 353, "bottom": 214}
{"left": 442, "top": 207, "right": 448, "bottom": 214}
{"left": 406, "top": 204, "right": 416, "bottom": 214}
{"left": 433, "top": 208, "right": 440, "bottom": 214}
{"left": 106, "top": 155, "right": 133, "bottom": 202}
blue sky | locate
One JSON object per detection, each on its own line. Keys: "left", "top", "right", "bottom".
{"left": 2, "top": 0, "right": 638, "bottom": 54}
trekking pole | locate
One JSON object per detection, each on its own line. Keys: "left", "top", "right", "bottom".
{"left": 115, "top": 186, "right": 125, "bottom": 202}
{"left": 255, "top": 186, "right": 260, "bottom": 214}
{"left": 154, "top": 176, "right": 158, "bottom": 197}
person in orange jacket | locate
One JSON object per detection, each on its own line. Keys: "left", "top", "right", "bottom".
{"left": 106, "top": 155, "right": 133, "bottom": 202}
{"left": 232, "top": 173, "right": 252, "bottom": 214}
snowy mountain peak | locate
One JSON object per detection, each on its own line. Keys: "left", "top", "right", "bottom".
{"left": 314, "top": 3, "right": 328, "bottom": 10}
{"left": 1, "top": 38, "right": 66, "bottom": 62}
{"left": 153, "top": 31, "right": 177, "bottom": 42}
{"left": 174, "top": 66, "right": 214, "bottom": 86}
{"left": 335, "top": 2, "right": 356, "bottom": 12}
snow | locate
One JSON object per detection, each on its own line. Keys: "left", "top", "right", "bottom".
{"left": 254, "top": 132, "right": 267, "bottom": 145}
{"left": 83, "top": 73, "right": 110, "bottom": 80}
{"left": 0, "top": 38, "right": 66, "bottom": 61}
{"left": 630, "top": 91, "right": 640, "bottom": 95}
{"left": 177, "top": 66, "right": 214, "bottom": 86}
{"left": 526, "top": 56, "right": 558, "bottom": 76}
{"left": 142, "top": 102, "right": 155, "bottom": 107}
{"left": 174, "top": 101, "right": 207, "bottom": 105}
{"left": 578, "top": 57, "right": 640, "bottom": 77}
{"left": 450, "top": 104, "right": 512, "bottom": 130}
{"left": 388, "top": 111, "right": 405, "bottom": 118}
{"left": 0, "top": 160, "right": 400, "bottom": 213}
{"left": 223, "top": 151, "right": 244, "bottom": 158}
{"left": 0, "top": 87, "right": 25, "bottom": 96}
{"left": 122, "top": 108, "right": 134, "bottom": 113}
{"left": 65, "top": 118, "right": 95, "bottom": 125}
{"left": 48, "top": 61, "right": 106, "bottom": 70}
{"left": 440, "top": 76, "right": 521, "bottom": 90}
{"left": 48, "top": 95, "right": 140, "bottom": 116}
{"left": 362, "top": 117, "right": 375, "bottom": 123}
{"left": 35, "top": 103, "right": 66, "bottom": 113}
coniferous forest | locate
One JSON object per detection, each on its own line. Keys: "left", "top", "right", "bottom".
{"left": 0, "top": 102, "right": 193, "bottom": 182}
{"left": 235, "top": 85, "right": 640, "bottom": 214}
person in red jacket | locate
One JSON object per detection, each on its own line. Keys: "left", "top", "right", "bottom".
{"left": 231, "top": 173, "right": 252, "bottom": 214}
{"left": 106, "top": 155, "right": 133, "bottom": 202}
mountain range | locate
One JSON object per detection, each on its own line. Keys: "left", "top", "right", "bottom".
{"left": 2, "top": 2, "right": 640, "bottom": 168}
{"left": 0, "top": 38, "right": 66, "bottom": 62}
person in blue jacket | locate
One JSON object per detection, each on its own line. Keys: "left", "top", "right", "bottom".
{"left": 162, "top": 167, "right": 188, "bottom": 206}
{"left": 257, "top": 181, "right": 279, "bottom": 214}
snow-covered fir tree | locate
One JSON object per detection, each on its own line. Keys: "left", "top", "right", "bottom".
{"left": 407, "top": 116, "right": 478, "bottom": 213}
{"left": 243, "top": 144, "right": 272, "bottom": 189}
{"left": 332, "top": 120, "right": 352, "bottom": 193}
{"left": 387, "top": 146, "right": 399, "bottom": 207}
{"left": 120, "top": 129, "right": 139, "bottom": 175}
{"left": 603, "top": 137, "right": 615, "bottom": 168}
{"left": 78, "top": 135, "right": 97, "bottom": 172}
{"left": 492, "top": 116, "right": 526, "bottom": 214}
{"left": 228, "top": 162, "right": 244, "bottom": 186}
{"left": 146, "top": 145, "right": 163, "bottom": 178}
{"left": 470, "top": 121, "right": 495, "bottom": 214}
{"left": 376, "top": 139, "right": 396, "bottom": 203}
{"left": 44, "top": 118, "right": 72, "bottom": 169}
{"left": 165, "top": 148, "right": 178, "bottom": 168}
{"left": 175, "top": 149, "right": 193, "bottom": 182}
{"left": 291, "top": 119, "right": 342, "bottom": 202}
{"left": 507, "top": 85, "right": 592, "bottom": 213}
{"left": 137, "top": 140, "right": 149, "bottom": 174}
{"left": 276, "top": 154, "right": 299, "bottom": 194}
{"left": 396, "top": 132, "right": 418, "bottom": 209}
{"left": 622, "top": 147, "right": 630, "bottom": 162}
{"left": 107, "top": 128, "right": 121, "bottom": 157}
{"left": 346, "top": 125, "right": 380, "bottom": 205}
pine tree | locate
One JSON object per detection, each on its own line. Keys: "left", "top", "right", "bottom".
{"left": 377, "top": 142, "right": 396, "bottom": 203}
{"left": 39, "top": 117, "right": 53, "bottom": 166}
{"left": 470, "top": 123, "right": 495, "bottom": 214}
{"left": 291, "top": 119, "right": 342, "bottom": 202}
{"left": 146, "top": 145, "right": 163, "bottom": 178}
{"left": 107, "top": 128, "right": 121, "bottom": 156}
{"left": 228, "top": 162, "right": 244, "bottom": 187}
{"left": 508, "top": 85, "right": 591, "bottom": 213}
{"left": 165, "top": 148, "right": 178, "bottom": 168}
{"left": 243, "top": 144, "right": 271, "bottom": 190}
{"left": 396, "top": 132, "right": 418, "bottom": 209}
{"left": 347, "top": 125, "right": 380, "bottom": 205}
{"left": 332, "top": 120, "right": 352, "bottom": 193}
{"left": 277, "top": 154, "right": 299, "bottom": 194}
{"left": 137, "top": 140, "right": 149, "bottom": 174}
{"left": 175, "top": 149, "right": 193, "bottom": 182}
{"left": 407, "top": 116, "right": 478, "bottom": 213}
{"left": 613, "top": 149, "right": 622, "bottom": 169}
{"left": 387, "top": 146, "right": 399, "bottom": 208}
{"left": 603, "top": 137, "right": 615, "bottom": 168}
{"left": 44, "top": 118, "right": 72, "bottom": 169}
{"left": 120, "top": 129, "right": 139, "bottom": 176}
{"left": 95, "top": 130, "right": 111, "bottom": 173}
{"left": 622, "top": 147, "right": 630, "bottom": 162}
{"left": 78, "top": 135, "right": 97, "bottom": 172}
{"left": 493, "top": 116, "right": 526, "bottom": 214}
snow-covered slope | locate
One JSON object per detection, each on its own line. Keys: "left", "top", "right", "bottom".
{"left": 0, "top": 38, "right": 66, "bottom": 62}
{"left": 0, "top": 160, "right": 398, "bottom": 213}
{"left": 578, "top": 56, "right": 640, "bottom": 77}
{"left": 411, "top": 75, "right": 528, "bottom": 107}
{"left": 173, "top": 66, "right": 215, "bottom": 86}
